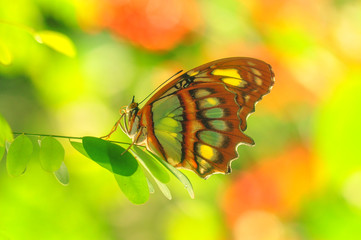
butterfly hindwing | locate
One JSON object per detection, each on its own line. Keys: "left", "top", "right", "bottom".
{"left": 138, "top": 57, "right": 274, "bottom": 178}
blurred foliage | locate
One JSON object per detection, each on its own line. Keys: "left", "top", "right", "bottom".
{"left": 1, "top": 0, "right": 361, "bottom": 239}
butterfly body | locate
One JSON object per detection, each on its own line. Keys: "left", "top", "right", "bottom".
{"left": 120, "top": 57, "right": 274, "bottom": 178}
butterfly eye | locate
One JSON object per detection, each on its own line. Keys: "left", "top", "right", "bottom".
{"left": 130, "top": 102, "right": 138, "bottom": 109}
{"left": 126, "top": 102, "right": 139, "bottom": 112}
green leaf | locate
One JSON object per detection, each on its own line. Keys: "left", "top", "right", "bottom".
{"left": 146, "top": 178, "right": 155, "bottom": 194}
{"left": 113, "top": 165, "right": 149, "bottom": 204}
{"left": 0, "top": 145, "right": 5, "bottom": 162}
{"left": 0, "top": 41, "right": 12, "bottom": 65}
{"left": 82, "top": 137, "right": 137, "bottom": 176}
{"left": 131, "top": 147, "right": 172, "bottom": 199}
{"left": 132, "top": 146, "right": 170, "bottom": 183}
{"left": 54, "top": 162, "right": 69, "bottom": 186}
{"left": 39, "top": 136, "right": 65, "bottom": 172}
{"left": 5, "top": 141, "right": 11, "bottom": 151}
{"left": 154, "top": 179, "right": 172, "bottom": 200}
{"left": 0, "top": 114, "right": 13, "bottom": 147}
{"left": 82, "top": 137, "right": 149, "bottom": 204}
{"left": 70, "top": 140, "right": 89, "bottom": 158}
{"left": 33, "top": 30, "right": 76, "bottom": 57}
{"left": 28, "top": 136, "right": 40, "bottom": 162}
{"left": 6, "top": 135, "right": 33, "bottom": 177}
{"left": 150, "top": 152, "right": 194, "bottom": 199}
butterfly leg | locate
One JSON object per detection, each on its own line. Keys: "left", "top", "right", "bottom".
{"left": 120, "top": 127, "right": 144, "bottom": 155}
{"left": 121, "top": 141, "right": 135, "bottom": 155}
{"left": 100, "top": 117, "right": 122, "bottom": 140}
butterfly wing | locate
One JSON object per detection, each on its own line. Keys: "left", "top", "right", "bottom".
{"left": 138, "top": 57, "right": 275, "bottom": 178}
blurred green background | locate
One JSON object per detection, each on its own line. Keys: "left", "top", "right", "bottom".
{"left": 1, "top": 0, "right": 361, "bottom": 239}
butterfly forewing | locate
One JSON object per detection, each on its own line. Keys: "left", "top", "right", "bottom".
{"left": 137, "top": 57, "right": 274, "bottom": 178}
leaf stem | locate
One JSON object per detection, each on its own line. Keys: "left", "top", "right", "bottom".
{"left": 12, "top": 132, "right": 132, "bottom": 145}
{"left": 13, "top": 132, "right": 81, "bottom": 140}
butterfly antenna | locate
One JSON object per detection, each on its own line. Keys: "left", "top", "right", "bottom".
{"left": 139, "top": 69, "right": 183, "bottom": 105}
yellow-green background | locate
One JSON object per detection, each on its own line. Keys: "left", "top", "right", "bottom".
{"left": 1, "top": 0, "right": 361, "bottom": 239}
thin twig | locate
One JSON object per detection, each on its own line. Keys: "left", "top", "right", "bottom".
{"left": 12, "top": 132, "right": 133, "bottom": 145}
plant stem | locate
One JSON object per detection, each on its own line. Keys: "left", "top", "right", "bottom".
{"left": 13, "top": 132, "right": 82, "bottom": 140}
{"left": 12, "top": 132, "right": 132, "bottom": 145}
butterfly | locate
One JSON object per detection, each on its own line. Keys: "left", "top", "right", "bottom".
{"left": 105, "top": 57, "right": 275, "bottom": 179}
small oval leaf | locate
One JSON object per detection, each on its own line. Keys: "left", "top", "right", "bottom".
{"left": 146, "top": 178, "right": 155, "bottom": 194}
{"left": 108, "top": 142, "right": 149, "bottom": 204}
{"left": 39, "top": 137, "right": 65, "bottom": 172}
{"left": 54, "top": 162, "right": 69, "bottom": 186}
{"left": 0, "top": 114, "right": 13, "bottom": 146}
{"left": 6, "top": 135, "right": 33, "bottom": 177}
{"left": 33, "top": 30, "right": 76, "bottom": 57}
{"left": 131, "top": 148, "right": 172, "bottom": 199}
{"left": 154, "top": 179, "right": 172, "bottom": 200}
{"left": 0, "top": 41, "right": 12, "bottom": 66}
{"left": 82, "top": 137, "right": 137, "bottom": 176}
{"left": 132, "top": 146, "right": 170, "bottom": 183}
{"left": 150, "top": 152, "right": 194, "bottom": 199}
{"left": 113, "top": 166, "right": 149, "bottom": 204}
{"left": 82, "top": 137, "right": 149, "bottom": 204}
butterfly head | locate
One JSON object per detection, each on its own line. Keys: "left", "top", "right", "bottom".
{"left": 126, "top": 101, "right": 138, "bottom": 113}
{"left": 119, "top": 96, "right": 141, "bottom": 139}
